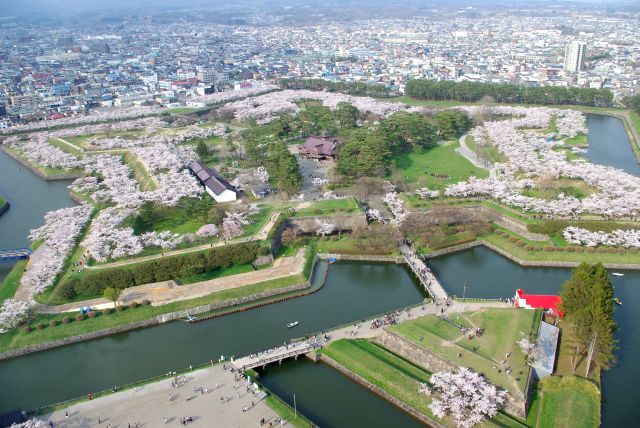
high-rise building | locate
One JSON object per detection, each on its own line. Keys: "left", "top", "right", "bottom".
{"left": 564, "top": 42, "right": 586, "bottom": 73}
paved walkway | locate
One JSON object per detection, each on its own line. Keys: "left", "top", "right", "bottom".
{"left": 85, "top": 212, "right": 281, "bottom": 270}
{"left": 41, "top": 364, "right": 283, "bottom": 428}
{"left": 457, "top": 134, "right": 497, "bottom": 178}
{"left": 400, "top": 245, "right": 448, "bottom": 300}
{"left": 233, "top": 300, "right": 512, "bottom": 370}
{"left": 40, "top": 249, "right": 306, "bottom": 314}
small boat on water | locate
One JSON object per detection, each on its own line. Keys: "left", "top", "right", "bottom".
{"left": 613, "top": 298, "right": 623, "bottom": 306}
{"left": 327, "top": 257, "right": 337, "bottom": 264}
{"left": 612, "top": 272, "right": 624, "bottom": 277}
{"left": 184, "top": 315, "right": 197, "bottom": 322}
{"left": 287, "top": 321, "right": 299, "bottom": 328}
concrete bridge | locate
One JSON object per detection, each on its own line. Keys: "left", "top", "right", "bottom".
{"left": 399, "top": 245, "right": 449, "bottom": 301}
{"left": 0, "top": 248, "right": 32, "bottom": 262}
{"left": 233, "top": 341, "right": 317, "bottom": 371}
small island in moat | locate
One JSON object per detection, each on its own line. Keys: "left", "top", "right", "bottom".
{"left": 1, "top": 82, "right": 639, "bottom": 428}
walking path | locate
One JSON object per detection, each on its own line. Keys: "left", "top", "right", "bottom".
{"left": 38, "top": 248, "right": 306, "bottom": 314}
{"left": 233, "top": 300, "right": 511, "bottom": 371}
{"left": 32, "top": 300, "right": 512, "bottom": 427}
{"left": 85, "top": 211, "right": 281, "bottom": 270}
{"left": 399, "top": 245, "right": 448, "bottom": 300}
{"left": 457, "top": 134, "right": 497, "bottom": 178}
{"left": 40, "top": 364, "right": 282, "bottom": 428}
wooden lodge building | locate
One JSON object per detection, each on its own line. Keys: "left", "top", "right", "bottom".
{"left": 188, "top": 161, "right": 237, "bottom": 203}
{"left": 298, "top": 135, "right": 344, "bottom": 160}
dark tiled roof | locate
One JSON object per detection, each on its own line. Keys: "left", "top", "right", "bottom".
{"left": 189, "top": 160, "right": 234, "bottom": 196}
{"left": 299, "top": 135, "right": 344, "bottom": 157}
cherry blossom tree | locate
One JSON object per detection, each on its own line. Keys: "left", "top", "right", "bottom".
{"left": 22, "top": 205, "right": 93, "bottom": 294}
{"left": 0, "top": 299, "right": 31, "bottom": 332}
{"left": 314, "top": 219, "right": 336, "bottom": 236}
{"left": 423, "top": 368, "right": 507, "bottom": 428}
{"left": 10, "top": 419, "right": 47, "bottom": 428}
{"left": 196, "top": 224, "right": 219, "bottom": 238}
{"left": 383, "top": 191, "right": 406, "bottom": 225}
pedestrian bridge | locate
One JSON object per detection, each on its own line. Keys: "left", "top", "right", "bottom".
{"left": 232, "top": 341, "right": 316, "bottom": 371}
{"left": 400, "top": 245, "right": 448, "bottom": 301}
{"left": 0, "top": 248, "right": 32, "bottom": 262}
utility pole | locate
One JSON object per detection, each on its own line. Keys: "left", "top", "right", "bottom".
{"left": 294, "top": 393, "right": 297, "bottom": 419}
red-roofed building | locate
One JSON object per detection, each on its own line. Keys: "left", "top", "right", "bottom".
{"left": 515, "top": 289, "right": 563, "bottom": 318}
{"left": 48, "top": 113, "right": 65, "bottom": 120}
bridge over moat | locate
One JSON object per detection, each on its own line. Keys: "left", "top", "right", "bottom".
{"left": 0, "top": 248, "right": 32, "bottom": 262}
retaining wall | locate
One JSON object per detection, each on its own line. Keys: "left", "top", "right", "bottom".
{"left": 288, "top": 213, "right": 368, "bottom": 234}
{"left": 409, "top": 205, "right": 548, "bottom": 242}
{"left": 318, "top": 353, "right": 446, "bottom": 428}
{"left": 317, "top": 253, "right": 404, "bottom": 263}
{"left": 0, "top": 318, "right": 158, "bottom": 361}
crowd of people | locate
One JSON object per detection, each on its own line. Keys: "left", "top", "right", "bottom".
{"left": 400, "top": 245, "right": 448, "bottom": 300}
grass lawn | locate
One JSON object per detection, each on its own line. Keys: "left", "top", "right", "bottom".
{"left": 537, "top": 376, "right": 600, "bottom": 428}
{"left": 318, "top": 339, "right": 439, "bottom": 420}
{"left": 49, "top": 138, "right": 84, "bottom": 156}
{"left": 241, "top": 205, "right": 276, "bottom": 237}
{"left": 314, "top": 235, "right": 399, "bottom": 256}
{"left": 390, "top": 308, "right": 537, "bottom": 397}
{"left": 393, "top": 141, "right": 489, "bottom": 189}
{"left": 179, "top": 263, "right": 257, "bottom": 284}
{"left": 122, "top": 152, "right": 157, "bottom": 191}
{"left": 0, "top": 260, "right": 27, "bottom": 303}
{"left": 563, "top": 134, "right": 588, "bottom": 147}
{"left": 482, "top": 231, "right": 640, "bottom": 265}
{"left": 521, "top": 177, "right": 595, "bottom": 202}
{"left": 264, "top": 395, "right": 315, "bottom": 428}
{"left": 0, "top": 272, "right": 309, "bottom": 353}
{"left": 293, "top": 197, "right": 361, "bottom": 217}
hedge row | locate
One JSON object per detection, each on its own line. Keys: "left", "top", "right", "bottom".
{"left": 60, "top": 242, "right": 268, "bottom": 298}
{"left": 527, "top": 220, "right": 640, "bottom": 235}
{"left": 22, "top": 301, "right": 152, "bottom": 333}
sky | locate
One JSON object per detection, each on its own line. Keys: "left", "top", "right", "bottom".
{"left": 0, "top": 0, "right": 635, "bottom": 17}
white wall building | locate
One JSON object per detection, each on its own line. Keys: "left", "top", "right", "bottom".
{"left": 564, "top": 42, "right": 586, "bottom": 74}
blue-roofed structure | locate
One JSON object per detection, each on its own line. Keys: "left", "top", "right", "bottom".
{"left": 532, "top": 321, "right": 560, "bottom": 379}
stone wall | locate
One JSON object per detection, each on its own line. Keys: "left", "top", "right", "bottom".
{"left": 288, "top": 213, "right": 368, "bottom": 234}
{"left": 409, "top": 205, "right": 548, "bottom": 242}
{"left": 374, "top": 329, "right": 527, "bottom": 419}
{"left": 318, "top": 253, "right": 404, "bottom": 263}
{"left": 426, "top": 241, "right": 483, "bottom": 258}
{"left": 0, "top": 318, "right": 158, "bottom": 361}
{"left": 318, "top": 354, "right": 447, "bottom": 428}
{"left": 0, "top": 282, "right": 312, "bottom": 361}
{"left": 156, "top": 282, "right": 310, "bottom": 323}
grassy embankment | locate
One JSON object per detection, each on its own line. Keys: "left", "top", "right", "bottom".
{"left": 390, "top": 308, "right": 536, "bottom": 397}
{"left": 3, "top": 145, "right": 84, "bottom": 178}
{"left": 536, "top": 376, "right": 600, "bottom": 428}
{"left": 0, "top": 246, "right": 318, "bottom": 353}
{"left": 292, "top": 197, "right": 362, "bottom": 217}
{"left": 318, "top": 338, "right": 530, "bottom": 428}
{"left": 0, "top": 252, "right": 310, "bottom": 352}
{"left": 393, "top": 139, "right": 489, "bottom": 189}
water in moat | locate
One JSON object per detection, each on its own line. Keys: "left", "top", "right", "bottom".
{"left": 0, "top": 150, "right": 77, "bottom": 282}
{"left": 0, "top": 262, "right": 426, "bottom": 412}
{"left": 585, "top": 113, "right": 639, "bottom": 175}
{"left": 0, "top": 115, "right": 638, "bottom": 427}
